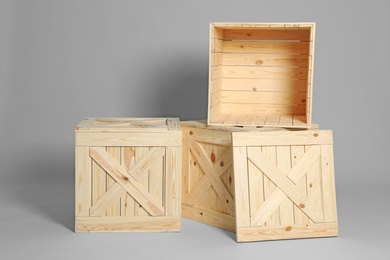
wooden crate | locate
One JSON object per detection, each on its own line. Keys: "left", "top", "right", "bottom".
{"left": 182, "top": 121, "right": 338, "bottom": 242}
{"left": 75, "top": 118, "right": 182, "bottom": 232}
{"left": 208, "top": 22, "right": 315, "bottom": 128}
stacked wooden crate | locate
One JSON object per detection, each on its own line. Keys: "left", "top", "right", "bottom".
{"left": 182, "top": 22, "right": 338, "bottom": 242}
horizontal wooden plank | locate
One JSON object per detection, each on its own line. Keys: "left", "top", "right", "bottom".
{"left": 222, "top": 66, "right": 308, "bottom": 80}
{"left": 182, "top": 126, "right": 232, "bottom": 146}
{"left": 212, "top": 22, "right": 314, "bottom": 30}
{"left": 223, "top": 29, "right": 310, "bottom": 41}
{"left": 223, "top": 53, "right": 309, "bottom": 67}
{"left": 223, "top": 41, "right": 310, "bottom": 54}
{"left": 222, "top": 103, "right": 306, "bottom": 115}
{"left": 221, "top": 78, "right": 308, "bottom": 92}
{"left": 75, "top": 216, "right": 181, "bottom": 232}
{"left": 76, "top": 118, "right": 176, "bottom": 132}
{"left": 236, "top": 223, "right": 338, "bottom": 242}
{"left": 222, "top": 91, "right": 307, "bottom": 105}
{"left": 232, "top": 130, "right": 333, "bottom": 146}
{"left": 211, "top": 65, "right": 222, "bottom": 80}
{"left": 210, "top": 78, "right": 222, "bottom": 93}
{"left": 211, "top": 53, "right": 223, "bottom": 66}
{"left": 76, "top": 132, "right": 181, "bottom": 147}
{"left": 209, "top": 90, "right": 222, "bottom": 108}
{"left": 182, "top": 204, "right": 235, "bottom": 232}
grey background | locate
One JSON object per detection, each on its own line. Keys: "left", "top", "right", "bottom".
{"left": 0, "top": 0, "right": 389, "bottom": 259}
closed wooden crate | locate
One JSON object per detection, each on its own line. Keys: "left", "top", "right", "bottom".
{"left": 182, "top": 121, "right": 338, "bottom": 242}
{"left": 208, "top": 22, "right": 315, "bottom": 128}
{"left": 75, "top": 118, "right": 182, "bottom": 232}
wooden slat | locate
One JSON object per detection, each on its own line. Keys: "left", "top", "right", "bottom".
{"left": 251, "top": 114, "right": 267, "bottom": 125}
{"left": 305, "top": 145, "right": 323, "bottom": 224}
{"left": 75, "top": 216, "right": 181, "bottom": 232}
{"left": 222, "top": 66, "right": 308, "bottom": 80}
{"left": 92, "top": 158, "right": 106, "bottom": 215}
{"left": 321, "top": 145, "right": 338, "bottom": 222}
{"left": 261, "top": 146, "right": 280, "bottom": 226}
{"left": 75, "top": 147, "right": 91, "bottom": 217}
{"left": 76, "top": 132, "right": 181, "bottom": 147}
{"left": 106, "top": 147, "right": 121, "bottom": 216}
{"left": 211, "top": 65, "right": 222, "bottom": 80}
{"left": 182, "top": 204, "right": 235, "bottom": 232}
{"left": 121, "top": 147, "right": 136, "bottom": 216}
{"left": 264, "top": 115, "right": 281, "bottom": 126}
{"left": 291, "top": 146, "right": 309, "bottom": 225}
{"left": 248, "top": 160, "right": 264, "bottom": 224}
{"left": 211, "top": 53, "right": 223, "bottom": 66}
{"left": 238, "top": 114, "right": 256, "bottom": 125}
{"left": 232, "top": 130, "right": 333, "bottom": 146}
{"left": 149, "top": 148, "right": 164, "bottom": 209}
{"left": 90, "top": 183, "right": 125, "bottom": 216}
{"left": 221, "top": 78, "right": 308, "bottom": 92}
{"left": 223, "top": 29, "right": 310, "bottom": 41}
{"left": 182, "top": 138, "right": 191, "bottom": 202}
{"left": 89, "top": 147, "right": 164, "bottom": 216}
{"left": 279, "top": 115, "right": 293, "bottom": 127}
{"left": 223, "top": 41, "right": 310, "bottom": 54}
{"left": 211, "top": 39, "right": 223, "bottom": 53}
{"left": 210, "top": 78, "right": 222, "bottom": 94}
{"left": 223, "top": 113, "right": 242, "bottom": 125}
{"left": 183, "top": 126, "right": 232, "bottom": 146}
{"left": 232, "top": 146, "right": 250, "bottom": 228}
{"left": 277, "top": 146, "right": 295, "bottom": 225}
{"left": 209, "top": 90, "right": 222, "bottom": 108}
{"left": 236, "top": 223, "right": 338, "bottom": 242}
{"left": 223, "top": 103, "right": 306, "bottom": 115}
{"left": 127, "top": 147, "right": 165, "bottom": 180}
{"left": 134, "top": 147, "right": 149, "bottom": 216}
{"left": 222, "top": 91, "right": 307, "bottom": 105}
{"left": 223, "top": 53, "right": 309, "bottom": 67}
{"left": 247, "top": 148, "right": 324, "bottom": 223}
{"left": 165, "top": 147, "right": 182, "bottom": 217}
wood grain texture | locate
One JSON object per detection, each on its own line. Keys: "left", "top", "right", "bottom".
{"left": 222, "top": 66, "right": 308, "bottom": 80}
{"left": 236, "top": 223, "right": 338, "bottom": 242}
{"left": 75, "top": 147, "right": 91, "bottom": 217}
{"left": 165, "top": 147, "right": 182, "bottom": 217}
{"left": 233, "top": 146, "right": 250, "bottom": 228}
{"left": 223, "top": 41, "right": 310, "bottom": 54}
{"left": 76, "top": 217, "right": 181, "bottom": 232}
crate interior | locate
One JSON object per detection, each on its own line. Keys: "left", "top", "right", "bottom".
{"left": 208, "top": 24, "right": 314, "bottom": 127}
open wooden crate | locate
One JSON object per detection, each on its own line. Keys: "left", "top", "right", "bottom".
{"left": 208, "top": 22, "right": 315, "bottom": 128}
{"left": 182, "top": 121, "right": 338, "bottom": 242}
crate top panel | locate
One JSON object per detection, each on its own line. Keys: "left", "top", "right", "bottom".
{"left": 208, "top": 22, "right": 315, "bottom": 129}
{"left": 75, "top": 118, "right": 181, "bottom": 133}
{"left": 181, "top": 120, "right": 318, "bottom": 133}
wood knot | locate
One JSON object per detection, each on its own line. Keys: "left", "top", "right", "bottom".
{"left": 200, "top": 212, "right": 203, "bottom": 216}
{"left": 228, "top": 176, "right": 232, "bottom": 184}
{"left": 255, "top": 60, "right": 263, "bottom": 65}
{"left": 240, "top": 45, "right": 244, "bottom": 48}
{"left": 194, "top": 161, "right": 197, "bottom": 166}
{"left": 226, "top": 199, "right": 229, "bottom": 203}
{"left": 189, "top": 131, "right": 193, "bottom": 135}
{"left": 246, "top": 33, "right": 251, "bottom": 36}
{"left": 299, "top": 204, "right": 305, "bottom": 209}
{"left": 313, "top": 133, "right": 319, "bottom": 137}
{"left": 211, "top": 153, "right": 216, "bottom": 163}
{"left": 220, "top": 161, "right": 224, "bottom": 167}
{"left": 301, "top": 99, "right": 306, "bottom": 103}
{"left": 252, "top": 87, "right": 257, "bottom": 91}
{"left": 285, "top": 226, "right": 292, "bottom": 232}
{"left": 309, "top": 183, "right": 313, "bottom": 188}
{"left": 123, "top": 176, "right": 129, "bottom": 181}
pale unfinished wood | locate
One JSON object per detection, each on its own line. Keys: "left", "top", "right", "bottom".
{"left": 76, "top": 217, "right": 181, "bottom": 232}
{"left": 75, "top": 117, "right": 181, "bottom": 232}
{"left": 181, "top": 121, "right": 337, "bottom": 242}
{"left": 207, "top": 22, "right": 315, "bottom": 128}
{"left": 75, "top": 147, "right": 91, "bottom": 216}
{"left": 236, "top": 223, "right": 338, "bottom": 242}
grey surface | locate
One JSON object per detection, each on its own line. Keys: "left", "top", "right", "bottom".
{"left": 0, "top": 0, "right": 389, "bottom": 259}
